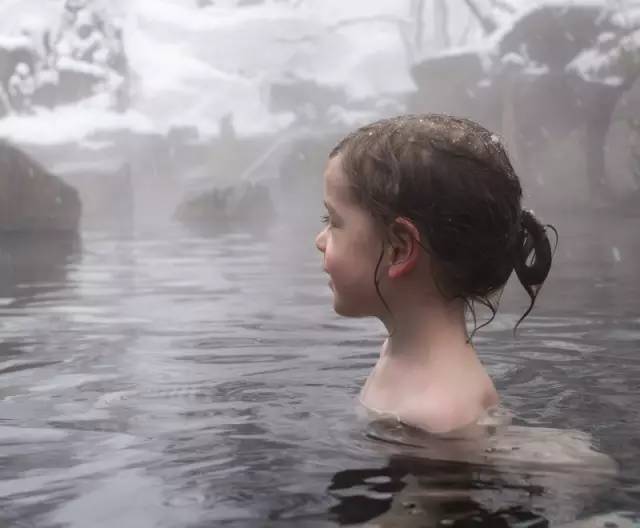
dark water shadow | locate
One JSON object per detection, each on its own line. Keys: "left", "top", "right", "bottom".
{"left": 327, "top": 455, "right": 575, "bottom": 527}
{"left": 0, "top": 232, "right": 81, "bottom": 305}
{"left": 325, "top": 418, "right": 618, "bottom": 528}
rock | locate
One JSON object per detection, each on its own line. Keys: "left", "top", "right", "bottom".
{"left": 32, "top": 69, "right": 59, "bottom": 108}
{"left": 175, "top": 181, "right": 276, "bottom": 234}
{"left": 53, "top": 162, "right": 133, "bottom": 233}
{"left": 19, "top": 128, "right": 189, "bottom": 230}
{"left": 0, "top": 36, "right": 37, "bottom": 116}
{"left": 410, "top": 51, "right": 500, "bottom": 131}
{"left": 0, "top": 4, "right": 129, "bottom": 114}
{"left": 55, "top": 57, "right": 107, "bottom": 105}
{"left": 409, "top": 4, "right": 637, "bottom": 206}
{"left": 604, "top": 72, "right": 640, "bottom": 204}
{"left": 269, "top": 78, "right": 346, "bottom": 122}
{"left": 496, "top": 4, "right": 617, "bottom": 72}
{"left": 0, "top": 35, "right": 37, "bottom": 90}
{"left": 0, "top": 141, "right": 81, "bottom": 232}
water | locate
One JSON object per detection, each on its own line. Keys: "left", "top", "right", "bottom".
{"left": 0, "top": 210, "right": 639, "bottom": 527}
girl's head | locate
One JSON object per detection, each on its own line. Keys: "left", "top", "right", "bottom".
{"left": 315, "top": 114, "right": 553, "bottom": 331}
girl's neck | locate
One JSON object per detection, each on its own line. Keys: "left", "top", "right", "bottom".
{"left": 381, "top": 297, "right": 472, "bottom": 364}
{"left": 361, "top": 296, "right": 499, "bottom": 433}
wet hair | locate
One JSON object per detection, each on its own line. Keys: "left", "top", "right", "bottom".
{"left": 330, "top": 114, "right": 555, "bottom": 334}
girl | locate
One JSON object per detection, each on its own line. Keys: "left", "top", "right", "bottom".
{"left": 315, "top": 114, "right": 553, "bottom": 435}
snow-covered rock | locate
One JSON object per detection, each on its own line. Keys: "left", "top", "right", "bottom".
{"left": 0, "top": 0, "right": 127, "bottom": 117}
{"left": 568, "top": 26, "right": 640, "bottom": 87}
{"left": 0, "top": 36, "right": 37, "bottom": 117}
{"left": 492, "top": 2, "right": 617, "bottom": 71}
{"left": 124, "top": 0, "right": 415, "bottom": 136}
{"left": 410, "top": 1, "right": 640, "bottom": 204}
{"left": 410, "top": 49, "right": 499, "bottom": 129}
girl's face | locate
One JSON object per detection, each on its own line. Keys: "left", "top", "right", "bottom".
{"left": 315, "top": 155, "right": 386, "bottom": 317}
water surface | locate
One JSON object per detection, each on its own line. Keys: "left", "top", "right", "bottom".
{"left": 0, "top": 210, "right": 638, "bottom": 527}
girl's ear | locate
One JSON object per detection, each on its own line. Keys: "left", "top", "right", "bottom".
{"left": 387, "top": 217, "right": 420, "bottom": 279}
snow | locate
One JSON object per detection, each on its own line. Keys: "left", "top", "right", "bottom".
{"left": 501, "top": 51, "right": 527, "bottom": 67}
{"left": 0, "top": 105, "right": 153, "bottom": 145}
{"left": 0, "top": 0, "right": 418, "bottom": 142}
{"left": 124, "top": 0, "right": 415, "bottom": 131}
{"left": 0, "top": 1, "right": 60, "bottom": 35}
{"left": 419, "top": 0, "right": 611, "bottom": 66}
{"left": 524, "top": 63, "right": 550, "bottom": 75}
{"left": 0, "top": 34, "right": 32, "bottom": 50}
{"left": 611, "top": 6, "right": 640, "bottom": 29}
{"left": 612, "top": 246, "right": 622, "bottom": 262}
{"left": 1, "top": 0, "right": 639, "bottom": 144}
{"left": 485, "top": 0, "right": 610, "bottom": 52}
{"left": 57, "top": 56, "right": 109, "bottom": 77}
{"left": 567, "top": 27, "right": 640, "bottom": 85}
{"left": 420, "top": 0, "right": 639, "bottom": 89}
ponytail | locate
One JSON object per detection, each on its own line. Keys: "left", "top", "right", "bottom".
{"left": 512, "top": 209, "right": 556, "bottom": 331}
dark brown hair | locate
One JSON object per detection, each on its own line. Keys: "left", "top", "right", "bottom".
{"left": 330, "top": 114, "right": 555, "bottom": 333}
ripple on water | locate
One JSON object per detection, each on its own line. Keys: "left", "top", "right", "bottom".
{"left": 0, "top": 224, "right": 638, "bottom": 527}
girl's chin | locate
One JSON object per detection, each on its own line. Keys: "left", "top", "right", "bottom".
{"left": 332, "top": 296, "right": 370, "bottom": 318}
{"left": 328, "top": 283, "right": 373, "bottom": 317}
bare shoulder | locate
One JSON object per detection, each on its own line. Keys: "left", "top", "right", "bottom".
{"left": 399, "top": 390, "right": 489, "bottom": 435}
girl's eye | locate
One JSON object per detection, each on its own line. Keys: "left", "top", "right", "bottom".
{"left": 321, "top": 214, "right": 330, "bottom": 225}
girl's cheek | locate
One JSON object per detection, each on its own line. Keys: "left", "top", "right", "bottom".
{"left": 323, "top": 241, "right": 338, "bottom": 273}
{"left": 323, "top": 243, "right": 333, "bottom": 267}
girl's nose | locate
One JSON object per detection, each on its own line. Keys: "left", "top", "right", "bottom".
{"left": 315, "top": 228, "right": 326, "bottom": 253}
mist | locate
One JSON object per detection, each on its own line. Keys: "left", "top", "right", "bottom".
{"left": 1, "top": 1, "right": 639, "bottom": 527}
{"left": 1, "top": 0, "right": 638, "bottom": 232}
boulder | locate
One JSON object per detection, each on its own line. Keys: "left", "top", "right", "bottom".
{"left": 52, "top": 162, "right": 133, "bottom": 232}
{"left": 20, "top": 128, "right": 191, "bottom": 231}
{"left": 495, "top": 4, "right": 617, "bottom": 72}
{"left": 604, "top": 71, "right": 640, "bottom": 206}
{"left": 54, "top": 58, "right": 110, "bottom": 105}
{"left": 0, "top": 36, "right": 37, "bottom": 117}
{"left": 175, "top": 181, "right": 275, "bottom": 234}
{"left": 0, "top": 141, "right": 81, "bottom": 232}
{"left": 269, "top": 78, "right": 346, "bottom": 121}
{"left": 0, "top": 3, "right": 129, "bottom": 114}
{"left": 0, "top": 36, "right": 36, "bottom": 89}
{"left": 410, "top": 51, "right": 500, "bottom": 131}
{"left": 409, "top": 3, "right": 637, "bottom": 205}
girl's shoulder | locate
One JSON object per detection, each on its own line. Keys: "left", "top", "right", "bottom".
{"left": 396, "top": 373, "right": 500, "bottom": 435}
{"left": 359, "top": 400, "right": 616, "bottom": 476}
{"left": 358, "top": 391, "right": 505, "bottom": 438}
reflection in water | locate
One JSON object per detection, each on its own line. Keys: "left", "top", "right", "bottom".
{"left": 328, "top": 418, "right": 617, "bottom": 527}
{"left": 329, "top": 457, "right": 550, "bottom": 527}
{"left": 0, "top": 232, "right": 80, "bottom": 304}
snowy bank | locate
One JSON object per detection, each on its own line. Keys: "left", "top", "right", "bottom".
{"left": 0, "top": 105, "right": 152, "bottom": 146}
